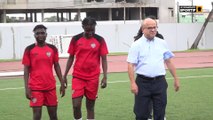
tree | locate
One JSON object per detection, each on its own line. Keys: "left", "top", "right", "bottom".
{"left": 190, "top": 2, "right": 213, "bottom": 49}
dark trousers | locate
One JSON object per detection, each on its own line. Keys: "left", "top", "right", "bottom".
{"left": 134, "top": 75, "right": 168, "bottom": 120}
{"left": 148, "top": 101, "right": 153, "bottom": 119}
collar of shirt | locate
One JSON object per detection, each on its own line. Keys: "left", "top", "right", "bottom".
{"left": 141, "top": 35, "right": 155, "bottom": 42}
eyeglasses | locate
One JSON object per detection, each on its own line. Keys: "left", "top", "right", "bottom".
{"left": 35, "top": 32, "right": 46, "bottom": 35}
{"left": 145, "top": 27, "right": 158, "bottom": 30}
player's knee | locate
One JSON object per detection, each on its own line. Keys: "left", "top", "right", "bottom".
{"left": 86, "top": 106, "right": 94, "bottom": 112}
{"left": 33, "top": 111, "right": 42, "bottom": 120}
{"left": 49, "top": 112, "right": 58, "bottom": 120}
{"left": 33, "top": 114, "right": 41, "bottom": 120}
{"left": 49, "top": 116, "right": 58, "bottom": 120}
{"left": 86, "top": 103, "right": 95, "bottom": 112}
{"left": 73, "top": 104, "right": 81, "bottom": 112}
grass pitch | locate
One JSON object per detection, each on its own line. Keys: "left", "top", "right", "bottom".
{"left": 0, "top": 68, "right": 213, "bottom": 120}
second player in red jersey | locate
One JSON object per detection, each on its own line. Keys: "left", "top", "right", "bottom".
{"left": 63, "top": 17, "right": 108, "bottom": 120}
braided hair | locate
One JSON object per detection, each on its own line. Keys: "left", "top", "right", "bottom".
{"left": 82, "top": 17, "right": 97, "bottom": 26}
{"left": 33, "top": 24, "right": 47, "bottom": 32}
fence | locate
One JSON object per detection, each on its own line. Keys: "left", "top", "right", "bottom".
{"left": 0, "top": 21, "right": 212, "bottom": 59}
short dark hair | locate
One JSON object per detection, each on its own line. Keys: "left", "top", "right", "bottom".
{"left": 82, "top": 17, "right": 97, "bottom": 26}
{"left": 33, "top": 24, "right": 47, "bottom": 32}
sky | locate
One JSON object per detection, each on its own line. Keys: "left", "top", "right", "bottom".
{"left": 177, "top": 0, "right": 212, "bottom": 10}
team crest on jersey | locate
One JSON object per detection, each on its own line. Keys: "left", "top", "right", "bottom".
{"left": 90, "top": 43, "right": 96, "bottom": 48}
{"left": 46, "top": 52, "right": 51, "bottom": 57}
{"left": 31, "top": 98, "right": 37, "bottom": 103}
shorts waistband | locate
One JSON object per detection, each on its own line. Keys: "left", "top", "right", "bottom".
{"left": 137, "top": 74, "right": 165, "bottom": 80}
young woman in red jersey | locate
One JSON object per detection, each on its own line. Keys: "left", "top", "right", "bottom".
{"left": 63, "top": 17, "right": 108, "bottom": 120}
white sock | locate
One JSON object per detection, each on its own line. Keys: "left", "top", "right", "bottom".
{"left": 74, "top": 118, "right": 82, "bottom": 120}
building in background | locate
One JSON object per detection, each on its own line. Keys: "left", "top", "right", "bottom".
{"left": 0, "top": 0, "right": 176, "bottom": 23}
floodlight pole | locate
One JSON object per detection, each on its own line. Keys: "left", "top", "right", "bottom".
{"left": 191, "top": 0, "right": 194, "bottom": 23}
{"left": 123, "top": 0, "right": 126, "bottom": 24}
{"left": 177, "top": 1, "right": 180, "bottom": 23}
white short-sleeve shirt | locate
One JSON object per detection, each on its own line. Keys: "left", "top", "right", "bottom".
{"left": 127, "top": 35, "right": 174, "bottom": 77}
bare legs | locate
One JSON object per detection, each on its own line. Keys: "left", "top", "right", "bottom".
{"left": 72, "top": 96, "right": 95, "bottom": 119}
{"left": 32, "top": 106, "right": 58, "bottom": 120}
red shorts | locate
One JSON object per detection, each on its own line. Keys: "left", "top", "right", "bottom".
{"left": 72, "top": 77, "right": 99, "bottom": 100}
{"left": 30, "top": 89, "right": 58, "bottom": 107}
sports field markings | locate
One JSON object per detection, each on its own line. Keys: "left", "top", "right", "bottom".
{"left": 0, "top": 74, "right": 213, "bottom": 91}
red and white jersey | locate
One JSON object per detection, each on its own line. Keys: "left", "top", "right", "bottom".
{"left": 22, "top": 43, "right": 59, "bottom": 90}
{"left": 68, "top": 33, "right": 108, "bottom": 80}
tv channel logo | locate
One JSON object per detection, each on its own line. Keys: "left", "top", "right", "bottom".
{"left": 179, "top": 6, "right": 202, "bottom": 13}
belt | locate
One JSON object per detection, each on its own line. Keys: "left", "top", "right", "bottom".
{"left": 137, "top": 74, "right": 165, "bottom": 80}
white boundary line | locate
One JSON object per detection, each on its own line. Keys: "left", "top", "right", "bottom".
{"left": 0, "top": 71, "right": 24, "bottom": 77}
{"left": 0, "top": 75, "right": 213, "bottom": 91}
{"left": 0, "top": 87, "right": 24, "bottom": 90}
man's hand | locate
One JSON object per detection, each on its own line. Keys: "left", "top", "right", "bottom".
{"left": 100, "top": 77, "right": 107, "bottom": 89}
{"left": 131, "top": 82, "right": 138, "bottom": 95}
{"left": 174, "top": 78, "right": 180, "bottom": 92}
{"left": 60, "top": 83, "right": 66, "bottom": 97}
{"left": 63, "top": 76, "right": 68, "bottom": 89}
{"left": 60, "top": 76, "right": 68, "bottom": 97}
{"left": 25, "top": 88, "right": 31, "bottom": 100}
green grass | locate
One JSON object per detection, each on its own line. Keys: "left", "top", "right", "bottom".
{"left": 0, "top": 68, "right": 213, "bottom": 120}
{"left": 108, "top": 52, "right": 128, "bottom": 56}
{"left": 0, "top": 59, "right": 21, "bottom": 62}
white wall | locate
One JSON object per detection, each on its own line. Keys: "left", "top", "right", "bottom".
{"left": 0, "top": 21, "right": 212, "bottom": 59}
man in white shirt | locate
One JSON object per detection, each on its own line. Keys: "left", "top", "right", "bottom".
{"left": 127, "top": 18, "right": 180, "bottom": 120}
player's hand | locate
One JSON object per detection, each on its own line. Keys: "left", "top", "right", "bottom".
{"left": 60, "top": 84, "right": 66, "bottom": 97}
{"left": 25, "top": 88, "right": 31, "bottom": 100}
{"left": 63, "top": 76, "right": 68, "bottom": 89}
{"left": 100, "top": 77, "right": 107, "bottom": 89}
